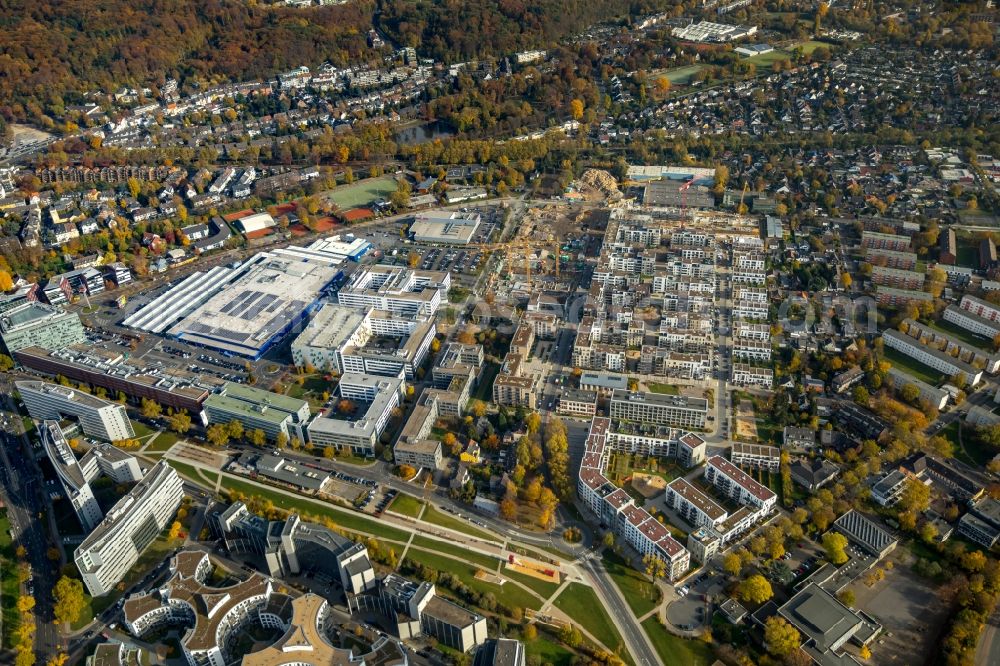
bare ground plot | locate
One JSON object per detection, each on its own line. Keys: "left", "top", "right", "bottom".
{"left": 735, "top": 400, "right": 759, "bottom": 441}
{"left": 169, "top": 442, "right": 229, "bottom": 470}
{"left": 850, "top": 563, "right": 949, "bottom": 666}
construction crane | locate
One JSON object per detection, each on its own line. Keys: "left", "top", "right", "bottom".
{"left": 471, "top": 236, "right": 561, "bottom": 290}
{"left": 678, "top": 177, "right": 694, "bottom": 216}
{"left": 737, "top": 182, "right": 750, "bottom": 213}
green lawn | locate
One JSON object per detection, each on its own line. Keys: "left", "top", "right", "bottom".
{"left": 603, "top": 552, "right": 662, "bottom": 617}
{"left": 646, "top": 383, "right": 680, "bottom": 395}
{"left": 326, "top": 176, "right": 398, "bottom": 209}
{"left": 388, "top": 494, "right": 425, "bottom": 518}
{"left": 145, "top": 430, "right": 183, "bottom": 452}
{"left": 926, "top": 319, "right": 993, "bottom": 351}
{"left": 882, "top": 347, "right": 944, "bottom": 385}
{"left": 403, "top": 548, "right": 543, "bottom": 612}
{"left": 420, "top": 504, "right": 499, "bottom": 543}
{"left": 199, "top": 469, "right": 220, "bottom": 485}
{"left": 526, "top": 631, "right": 576, "bottom": 666}
{"left": 956, "top": 242, "right": 979, "bottom": 268}
{"left": 130, "top": 420, "right": 156, "bottom": 439}
{"left": 552, "top": 583, "right": 629, "bottom": 658}
{"left": 410, "top": 536, "right": 499, "bottom": 570}
{"left": 656, "top": 64, "right": 704, "bottom": 85}
{"left": 745, "top": 49, "right": 793, "bottom": 68}
{"left": 220, "top": 476, "right": 410, "bottom": 542}
{"left": 166, "top": 460, "right": 206, "bottom": 484}
{"left": 473, "top": 362, "right": 500, "bottom": 402}
{"left": 642, "top": 617, "right": 715, "bottom": 666}
{"left": 794, "top": 40, "right": 831, "bottom": 54}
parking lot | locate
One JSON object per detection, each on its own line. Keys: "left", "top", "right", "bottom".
{"left": 667, "top": 569, "right": 726, "bottom": 631}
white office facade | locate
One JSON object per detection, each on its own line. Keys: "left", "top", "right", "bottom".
{"left": 17, "top": 380, "right": 135, "bottom": 441}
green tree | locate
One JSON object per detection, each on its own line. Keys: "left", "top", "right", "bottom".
{"left": 169, "top": 411, "right": 192, "bottom": 434}
{"left": 206, "top": 423, "right": 230, "bottom": 447}
{"left": 226, "top": 419, "right": 244, "bottom": 441}
{"left": 250, "top": 428, "right": 267, "bottom": 447}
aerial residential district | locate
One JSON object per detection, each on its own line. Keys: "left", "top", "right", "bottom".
{"left": 0, "top": 3, "right": 998, "bottom": 666}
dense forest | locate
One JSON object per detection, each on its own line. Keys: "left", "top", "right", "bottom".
{"left": 0, "top": 0, "right": 376, "bottom": 122}
{"left": 378, "top": 0, "right": 665, "bottom": 61}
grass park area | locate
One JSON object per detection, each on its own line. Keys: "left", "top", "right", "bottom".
{"left": 882, "top": 347, "right": 944, "bottom": 386}
{"left": 643, "top": 617, "right": 715, "bottom": 666}
{"left": 145, "top": 430, "right": 183, "bottom": 452}
{"left": 219, "top": 476, "right": 410, "bottom": 542}
{"left": 388, "top": 493, "right": 425, "bottom": 518}
{"left": 403, "top": 548, "right": 543, "bottom": 612}
{"left": 526, "top": 631, "right": 576, "bottom": 666}
{"left": 410, "top": 536, "right": 498, "bottom": 570}
{"left": 420, "top": 503, "right": 498, "bottom": 543}
{"left": 501, "top": 565, "right": 561, "bottom": 600}
{"left": 552, "top": 583, "right": 630, "bottom": 659}
{"left": 658, "top": 64, "right": 704, "bottom": 85}
{"left": 603, "top": 552, "right": 662, "bottom": 617}
{"left": 646, "top": 383, "right": 679, "bottom": 395}
{"left": 130, "top": 420, "right": 156, "bottom": 439}
{"left": 326, "top": 176, "right": 398, "bottom": 210}
{"left": 745, "top": 48, "right": 793, "bottom": 68}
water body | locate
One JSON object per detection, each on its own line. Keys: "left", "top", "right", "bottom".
{"left": 395, "top": 120, "right": 455, "bottom": 145}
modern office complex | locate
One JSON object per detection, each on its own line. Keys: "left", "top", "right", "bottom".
{"left": 291, "top": 303, "right": 436, "bottom": 379}
{"left": 349, "top": 574, "right": 488, "bottom": 653}
{"left": 609, "top": 390, "right": 708, "bottom": 429}
{"left": 337, "top": 265, "right": 450, "bottom": 318}
{"left": 203, "top": 383, "right": 311, "bottom": 442}
{"left": 394, "top": 439, "right": 443, "bottom": 470}
{"left": 74, "top": 460, "right": 184, "bottom": 596}
{"left": 306, "top": 373, "right": 403, "bottom": 455}
{"left": 957, "top": 497, "right": 1000, "bottom": 548}
{"left": 213, "top": 502, "right": 376, "bottom": 595}
{"left": 17, "top": 380, "right": 135, "bottom": 441}
{"left": 0, "top": 301, "right": 86, "bottom": 354}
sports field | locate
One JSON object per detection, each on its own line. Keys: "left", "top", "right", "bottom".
{"left": 326, "top": 176, "right": 398, "bottom": 209}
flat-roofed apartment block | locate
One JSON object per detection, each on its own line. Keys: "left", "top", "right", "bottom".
{"left": 75, "top": 460, "right": 184, "bottom": 595}
{"left": 733, "top": 298, "right": 769, "bottom": 320}
{"left": 204, "top": 382, "right": 310, "bottom": 442}
{"left": 902, "top": 319, "right": 1000, "bottom": 373}
{"left": 430, "top": 342, "right": 483, "bottom": 413}
{"left": 734, "top": 321, "right": 771, "bottom": 341}
{"left": 0, "top": 301, "right": 86, "bottom": 355}
{"left": 870, "top": 265, "right": 925, "bottom": 290}
{"left": 731, "top": 252, "right": 766, "bottom": 284}
{"left": 394, "top": 439, "right": 443, "bottom": 470}
{"left": 17, "top": 380, "right": 135, "bottom": 441}
{"left": 876, "top": 286, "right": 933, "bottom": 307}
{"left": 579, "top": 371, "right": 628, "bottom": 395}
{"left": 522, "top": 311, "right": 559, "bottom": 339}
{"left": 409, "top": 210, "right": 482, "bottom": 244}
{"left": 957, "top": 497, "right": 1000, "bottom": 548}
{"left": 730, "top": 442, "right": 781, "bottom": 472}
{"left": 957, "top": 294, "right": 1000, "bottom": 323}
{"left": 871, "top": 469, "right": 909, "bottom": 507}
{"left": 687, "top": 527, "right": 721, "bottom": 564}
{"left": 605, "top": 426, "right": 707, "bottom": 467}
{"left": 306, "top": 372, "right": 403, "bottom": 456}
{"left": 349, "top": 573, "right": 487, "bottom": 652}
{"left": 862, "top": 230, "right": 911, "bottom": 252}
{"left": 943, "top": 303, "right": 1000, "bottom": 338}
{"left": 577, "top": 418, "right": 690, "bottom": 579}
{"left": 337, "top": 264, "right": 450, "bottom": 318}
{"left": 882, "top": 328, "right": 983, "bottom": 386}
{"left": 609, "top": 390, "right": 708, "bottom": 429}
{"left": 13, "top": 345, "right": 212, "bottom": 414}
{"left": 212, "top": 502, "right": 375, "bottom": 594}
{"left": 641, "top": 348, "right": 712, "bottom": 379}
{"left": 730, "top": 363, "right": 774, "bottom": 389}
{"left": 291, "top": 303, "right": 436, "bottom": 380}
{"left": 492, "top": 353, "right": 536, "bottom": 409}
{"left": 733, "top": 338, "right": 772, "bottom": 362}
{"left": 705, "top": 455, "right": 777, "bottom": 512}
{"left": 864, "top": 247, "right": 918, "bottom": 270}
{"left": 885, "top": 367, "right": 949, "bottom": 410}
{"left": 557, "top": 388, "right": 598, "bottom": 417}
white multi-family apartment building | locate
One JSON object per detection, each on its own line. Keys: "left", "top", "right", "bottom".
{"left": 942, "top": 304, "right": 1000, "bottom": 338}
{"left": 17, "top": 380, "right": 135, "bottom": 442}
{"left": 882, "top": 329, "right": 983, "bottom": 386}
{"left": 731, "top": 363, "right": 774, "bottom": 389}
{"left": 733, "top": 339, "right": 772, "bottom": 362}
{"left": 609, "top": 390, "right": 708, "bottom": 429}
{"left": 733, "top": 299, "right": 769, "bottom": 320}
{"left": 729, "top": 442, "right": 781, "bottom": 472}
{"left": 74, "top": 461, "right": 184, "bottom": 596}
{"left": 734, "top": 321, "right": 771, "bottom": 341}
{"left": 337, "top": 265, "right": 450, "bottom": 318}
{"left": 705, "top": 456, "right": 778, "bottom": 513}
{"left": 665, "top": 478, "right": 727, "bottom": 529}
